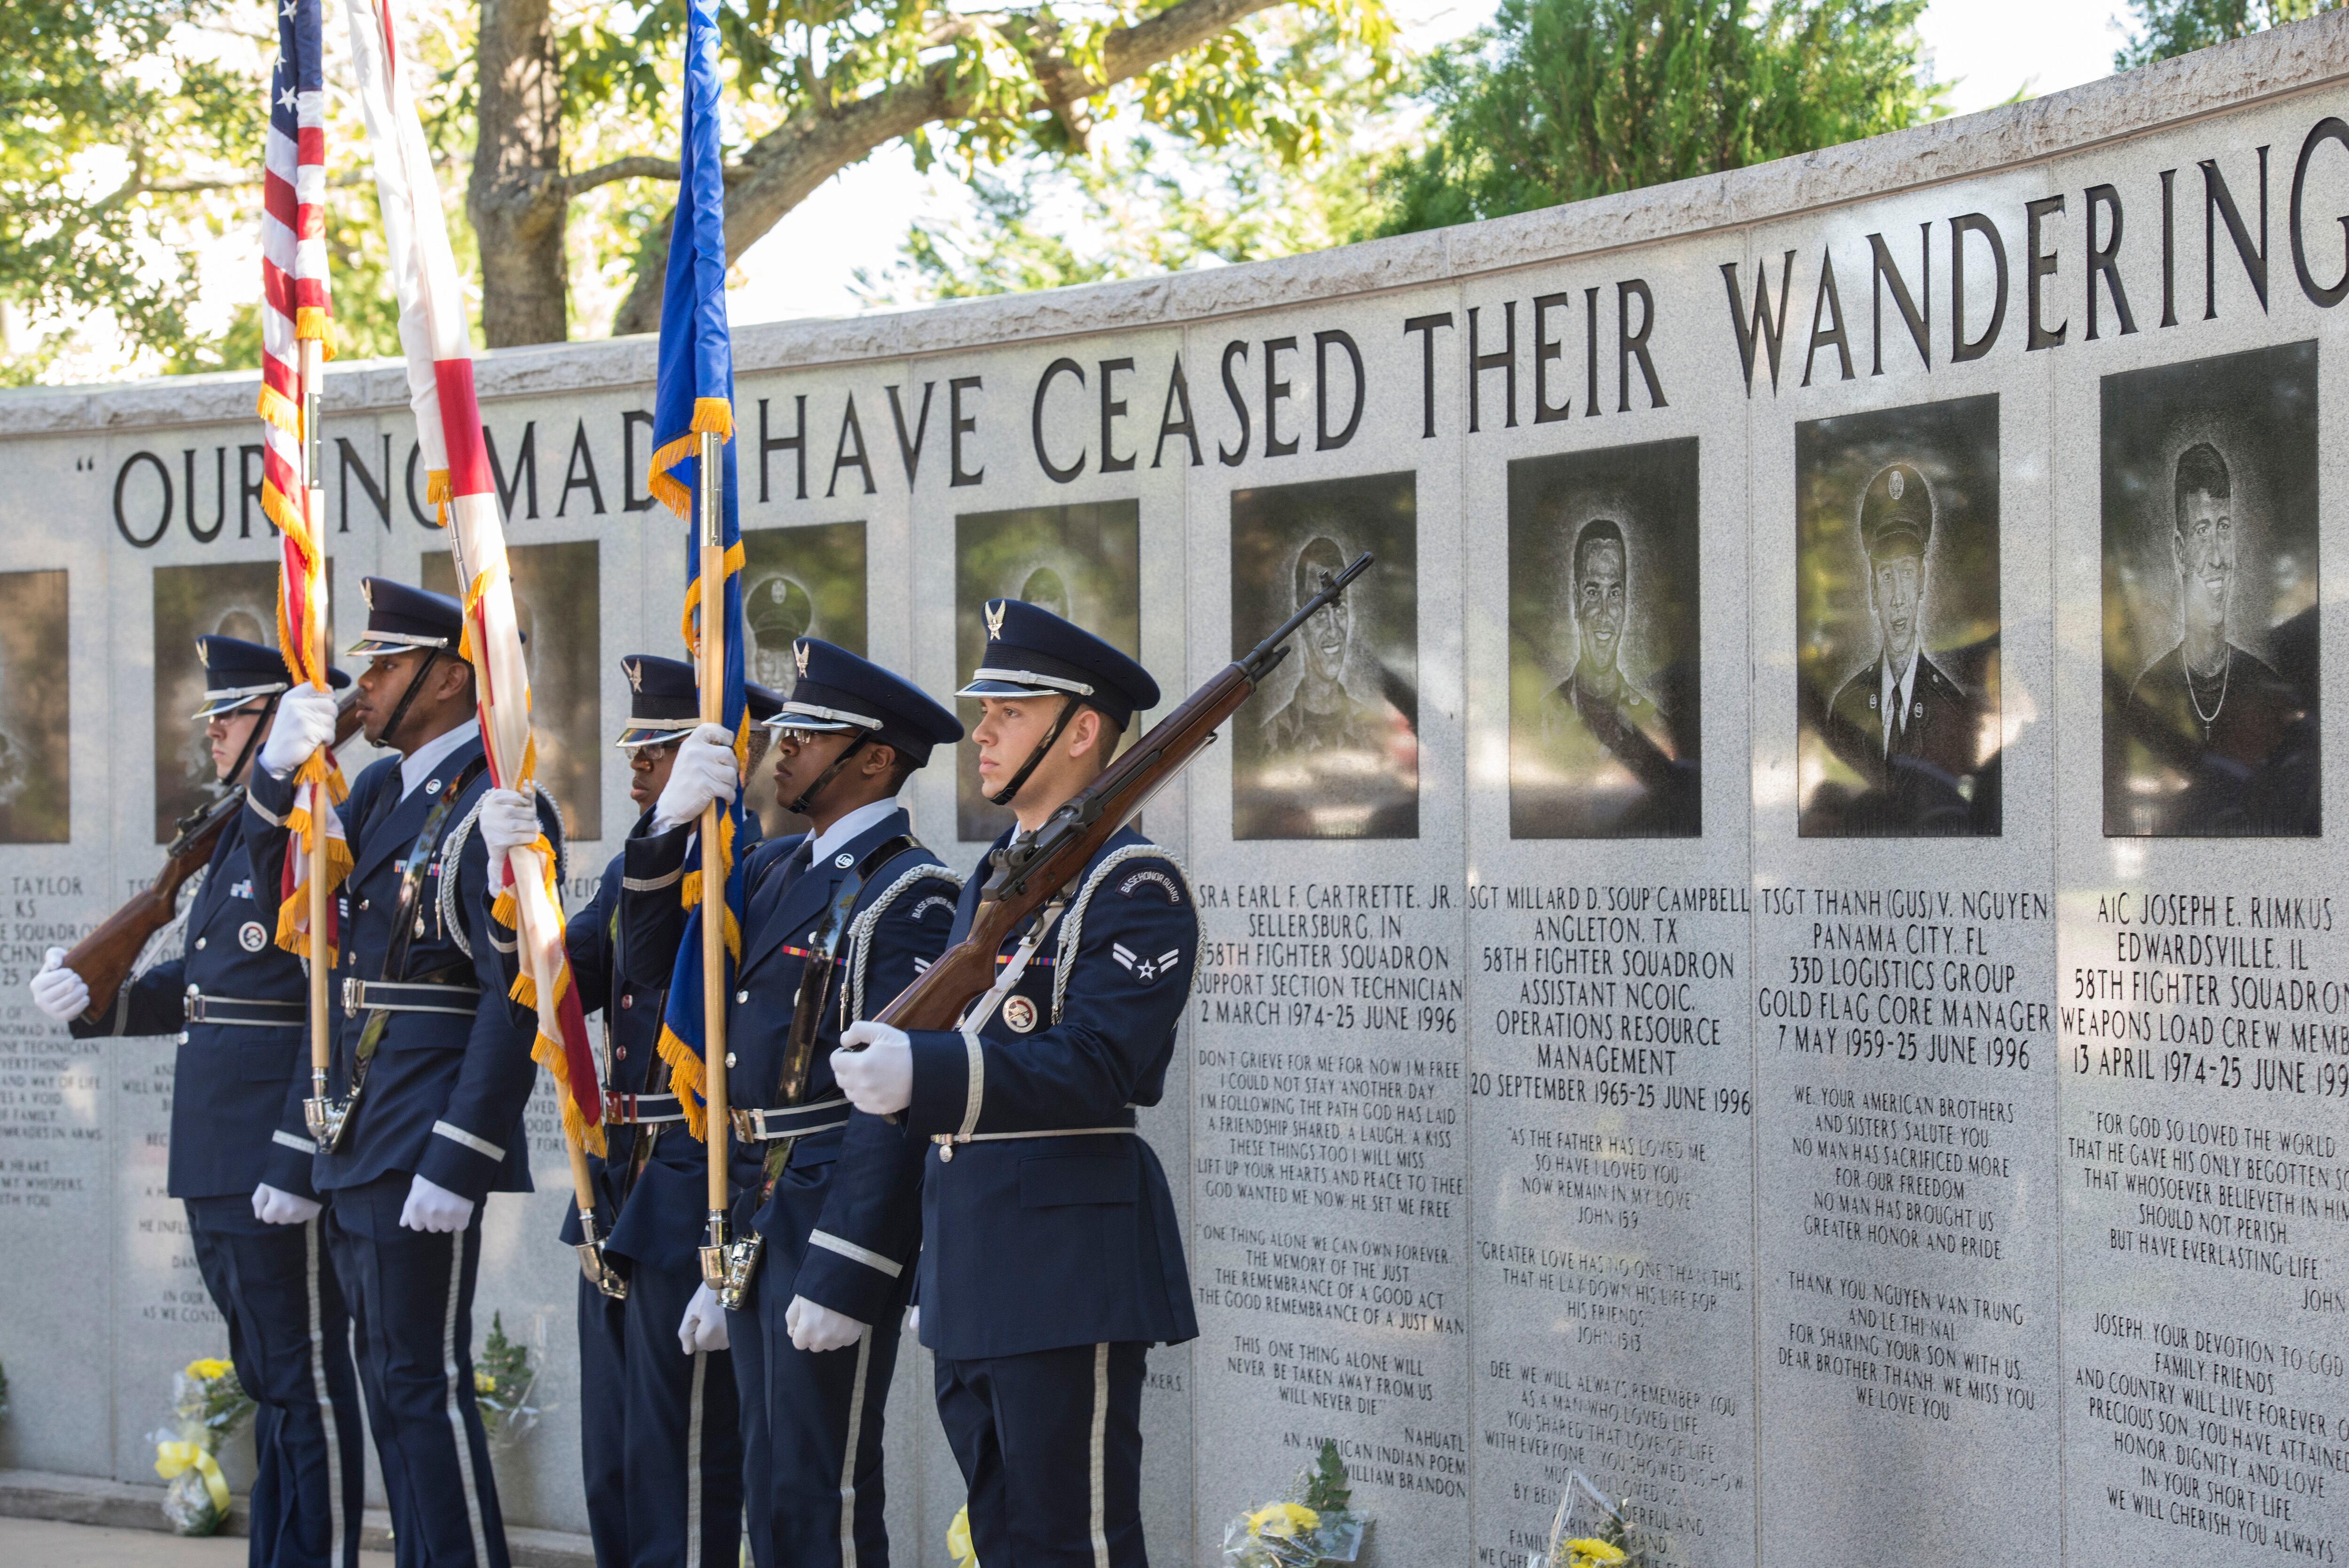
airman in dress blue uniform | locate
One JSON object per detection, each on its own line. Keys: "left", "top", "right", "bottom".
{"left": 31, "top": 636, "right": 366, "bottom": 1568}
{"left": 549, "top": 656, "right": 779, "bottom": 1568}
{"left": 620, "top": 640, "right": 962, "bottom": 1568}
{"left": 834, "top": 601, "right": 1200, "bottom": 1568}
{"left": 243, "top": 579, "right": 563, "bottom": 1568}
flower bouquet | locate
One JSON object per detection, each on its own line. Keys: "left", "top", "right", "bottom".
{"left": 149, "top": 1355, "right": 256, "bottom": 1535}
{"left": 1533, "top": 1471, "right": 1638, "bottom": 1568}
{"left": 474, "top": 1312, "right": 539, "bottom": 1449}
{"left": 1221, "top": 1439, "right": 1372, "bottom": 1568}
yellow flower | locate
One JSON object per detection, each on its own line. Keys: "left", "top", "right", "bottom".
{"left": 474, "top": 1371, "right": 497, "bottom": 1396}
{"left": 947, "top": 1504, "right": 977, "bottom": 1567}
{"left": 1565, "top": 1540, "right": 1626, "bottom": 1567}
{"left": 1247, "top": 1503, "right": 1320, "bottom": 1539}
{"left": 184, "top": 1358, "right": 232, "bottom": 1382}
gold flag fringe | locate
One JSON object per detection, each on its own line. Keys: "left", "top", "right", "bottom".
{"left": 647, "top": 397, "right": 735, "bottom": 521}
{"left": 657, "top": 1023, "right": 708, "bottom": 1142}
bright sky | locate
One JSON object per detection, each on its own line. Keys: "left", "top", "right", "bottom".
{"left": 725, "top": 0, "right": 2140, "bottom": 328}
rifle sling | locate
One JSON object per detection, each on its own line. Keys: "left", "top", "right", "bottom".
{"left": 750, "top": 833, "right": 919, "bottom": 1191}
{"left": 342, "top": 756, "right": 490, "bottom": 1100}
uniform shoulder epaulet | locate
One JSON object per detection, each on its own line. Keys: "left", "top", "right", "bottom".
{"left": 844, "top": 848, "right": 964, "bottom": 1023}
{"left": 1051, "top": 842, "right": 1195, "bottom": 1025}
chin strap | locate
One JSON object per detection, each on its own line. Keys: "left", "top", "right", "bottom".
{"left": 226, "top": 692, "right": 280, "bottom": 789}
{"left": 787, "top": 732, "right": 869, "bottom": 818}
{"left": 375, "top": 649, "right": 441, "bottom": 753}
{"left": 985, "top": 695, "right": 1081, "bottom": 808}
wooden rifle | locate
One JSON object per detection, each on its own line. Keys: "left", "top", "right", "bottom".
{"left": 62, "top": 689, "right": 364, "bottom": 1017}
{"left": 866, "top": 551, "right": 1374, "bottom": 1037}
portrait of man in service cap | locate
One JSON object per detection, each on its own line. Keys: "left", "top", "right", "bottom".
{"left": 1509, "top": 437, "right": 1701, "bottom": 839}
{"left": 2101, "top": 344, "right": 2319, "bottom": 838}
{"left": 1230, "top": 471, "right": 1419, "bottom": 840}
{"left": 151, "top": 561, "right": 281, "bottom": 841}
{"left": 1797, "top": 395, "right": 2001, "bottom": 838}
{"left": 0, "top": 567, "right": 68, "bottom": 844}
{"left": 423, "top": 538, "right": 602, "bottom": 838}
{"left": 739, "top": 519, "right": 867, "bottom": 832}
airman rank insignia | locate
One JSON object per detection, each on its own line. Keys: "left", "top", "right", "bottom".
{"left": 1112, "top": 943, "right": 1182, "bottom": 983}
{"left": 1002, "top": 994, "right": 1038, "bottom": 1032}
{"left": 239, "top": 921, "right": 268, "bottom": 952}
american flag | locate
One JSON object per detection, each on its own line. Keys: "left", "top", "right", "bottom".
{"left": 257, "top": 0, "right": 349, "bottom": 966}
{"left": 257, "top": 0, "right": 329, "bottom": 522}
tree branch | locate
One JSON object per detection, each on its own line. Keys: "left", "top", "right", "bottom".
{"left": 564, "top": 156, "right": 683, "bottom": 197}
{"left": 609, "top": 0, "right": 1285, "bottom": 334}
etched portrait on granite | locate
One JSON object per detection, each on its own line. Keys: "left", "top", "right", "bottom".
{"left": 1797, "top": 394, "right": 2002, "bottom": 837}
{"left": 2100, "top": 342, "right": 2319, "bottom": 838}
{"left": 740, "top": 520, "right": 868, "bottom": 836}
{"left": 151, "top": 560, "right": 280, "bottom": 842}
{"left": 0, "top": 567, "right": 68, "bottom": 844}
{"left": 954, "top": 501, "right": 1141, "bottom": 841}
{"left": 1229, "top": 471, "right": 1419, "bottom": 839}
{"left": 1508, "top": 437, "right": 1701, "bottom": 838}
{"left": 424, "top": 539, "right": 601, "bottom": 838}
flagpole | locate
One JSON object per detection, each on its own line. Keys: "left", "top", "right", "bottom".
{"left": 696, "top": 428, "right": 732, "bottom": 1258}
{"left": 299, "top": 337, "right": 331, "bottom": 1096}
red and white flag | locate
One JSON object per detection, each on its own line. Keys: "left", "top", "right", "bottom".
{"left": 341, "top": 0, "right": 602, "bottom": 1153}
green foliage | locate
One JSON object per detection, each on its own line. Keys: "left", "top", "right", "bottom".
{"left": 1372, "top": 0, "right": 1949, "bottom": 235}
{"left": 854, "top": 129, "right": 1389, "bottom": 303}
{"left": 0, "top": 0, "right": 258, "bottom": 371}
{"left": 2115, "top": 0, "right": 2342, "bottom": 68}
{"left": 1301, "top": 1439, "right": 1351, "bottom": 1513}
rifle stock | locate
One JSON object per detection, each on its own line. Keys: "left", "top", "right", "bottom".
{"left": 62, "top": 693, "right": 363, "bottom": 1021}
{"left": 870, "top": 550, "right": 1373, "bottom": 1038}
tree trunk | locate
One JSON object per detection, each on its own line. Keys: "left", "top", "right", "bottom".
{"left": 470, "top": 0, "right": 568, "bottom": 347}
{"left": 606, "top": 0, "right": 1283, "bottom": 337}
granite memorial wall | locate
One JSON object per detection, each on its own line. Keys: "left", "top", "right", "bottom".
{"left": 2, "top": 22, "right": 2349, "bottom": 1565}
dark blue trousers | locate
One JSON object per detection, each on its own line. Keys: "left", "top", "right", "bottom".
{"left": 723, "top": 1264, "right": 772, "bottom": 1568}
{"left": 326, "top": 1173, "right": 508, "bottom": 1568}
{"left": 754, "top": 1260, "right": 902, "bottom": 1568}
{"left": 186, "top": 1196, "right": 366, "bottom": 1568}
{"left": 576, "top": 1275, "right": 629, "bottom": 1568}
{"left": 618, "top": 1251, "right": 743, "bottom": 1568}
{"left": 935, "top": 1342, "right": 1148, "bottom": 1568}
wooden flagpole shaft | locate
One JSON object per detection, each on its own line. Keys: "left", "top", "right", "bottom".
{"left": 696, "top": 429, "right": 730, "bottom": 1220}
{"left": 299, "top": 338, "right": 331, "bottom": 1087}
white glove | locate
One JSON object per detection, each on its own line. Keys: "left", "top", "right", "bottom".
{"left": 30, "top": 947, "right": 89, "bottom": 1022}
{"left": 905, "top": 1305, "right": 921, "bottom": 1337}
{"left": 398, "top": 1173, "right": 474, "bottom": 1233}
{"left": 786, "top": 1295, "right": 867, "bottom": 1353}
{"left": 258, "top": 682, "right": 339, "bottom": 779}
{"left": 252, "top": 1183, "right": 322, "bottom": 1225}
{"left": 652, "top": 723, "right": 739, "bottom": 832}
{"left": 679, "top": 1282, "right": 730, "bottom": 1354}
{"left": 478, "top": 788, "right": 541, "bottom": 856}
{"left": 833, "top": 1022, "right": 913, "bottom": 1115}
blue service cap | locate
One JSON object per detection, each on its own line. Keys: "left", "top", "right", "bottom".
{"left": 348, "top": 577, "right": 467, "bottom": 658}
{"left": 614, "top": 653, "right": 697, "bottom": 748}
{"left": 615, "top": 657, "right": 787, "bottom": 747}
{"left": 745, "top": 681, "right": 784, "bottom": 728}
{"left": 769, "top": 639, "right": 962, "bottom": 768}
{"left": 191, "top": 635, "right": 348, "bottom": 719}
{"left": 959, "top": 598, "right": 1158, "bottom": 729}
